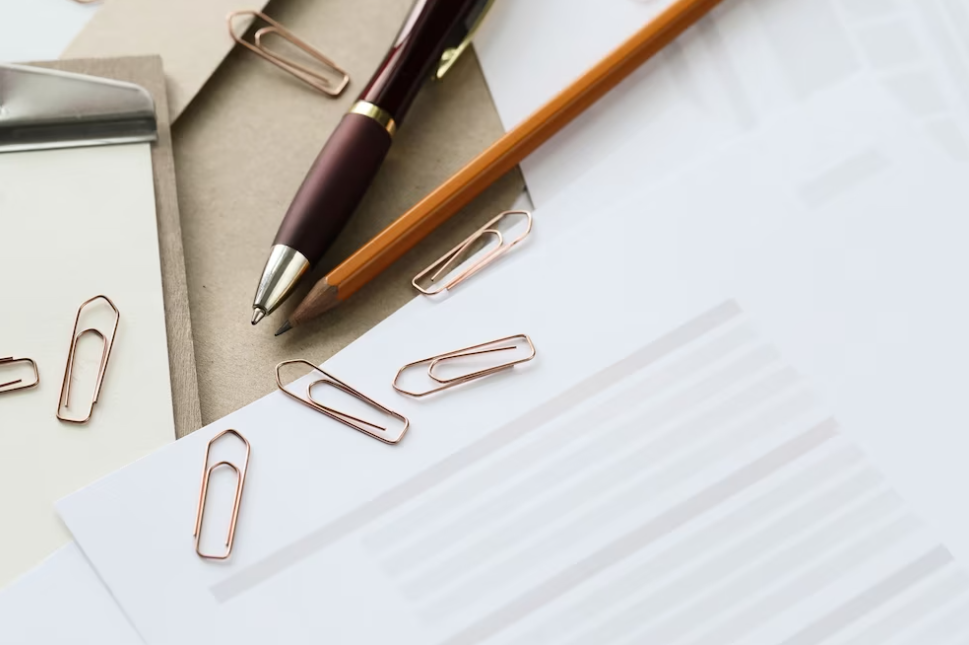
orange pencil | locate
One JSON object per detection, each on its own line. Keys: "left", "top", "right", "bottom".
{"left": 277, "top": 0, "right": 727, "bottom": 335}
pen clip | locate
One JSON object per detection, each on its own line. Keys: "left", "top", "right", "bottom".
{"left": 435, "top": 0, "right": 496, "bottom": 80}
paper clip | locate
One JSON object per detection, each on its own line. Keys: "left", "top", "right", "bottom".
{"left": 0, "top": 357, "right": 40, "bottom": 394}
{"left": 393, "top": 334, "right": 536, "bottom": 398}
{"left": 276, "top": 359, "right": 410, "bottom": 444}
{"left": 56, "top": 295, "right": 120, "bottom": 424}
{"left": 194, "top": 429, "right": 250, "bottom": 560}
{"left": 228, "top": 10, "right": 350, "bottom": 97}
{"left": 412, "top": 210, "right": 532, "bottom": 296}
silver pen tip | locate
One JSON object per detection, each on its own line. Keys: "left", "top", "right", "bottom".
{"left": 252, "top": 245, "right": 312, "bottom": 323}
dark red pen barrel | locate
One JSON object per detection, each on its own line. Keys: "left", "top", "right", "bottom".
{"left": 272, "top": 0, "right": 480, "bottom": 269}
{"left": 360, "top": 0, "right": 481, "bottom": 122}
{"left": 274, "top": 113, "right": 392, "bottom": 263}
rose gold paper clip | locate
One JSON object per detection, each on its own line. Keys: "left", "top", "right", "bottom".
{"left": 228, "top": 10, "right": 350, "bottom": 97}
{"left": 393, "top": 334, "right": 536, "bottom": 398}
{"left": 276, "top": 359, "right": 410, "bottom": 444}
{"left": 0, "top": 357, "right": 39, "bottom": 394}
{"left": 57, "top": 295, "right": 120, "bottom": 424}
{"left": 195, "top": 429, "right": 251, "bottom": 560}
{"left": 413, "top": 210, "right": 533, "bottom": 296}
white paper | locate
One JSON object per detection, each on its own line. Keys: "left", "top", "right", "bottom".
{"left": 0, "top": 0, "right": 99, "bottom": 62}
{"left": 57, "top": 81, "right": 969, "bottom": 643}
{"left": 0, "top": 144, "right": 174, "bottom": 587}
{"left": 474, "top": 0, "right": 969, "bottom": 206}
{"left": 0, "top": 543, "right": 143, "bottom": 644}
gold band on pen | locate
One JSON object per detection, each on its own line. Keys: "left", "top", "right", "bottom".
{"left": 349, "top": 101, "right": 397, "bottom": 138}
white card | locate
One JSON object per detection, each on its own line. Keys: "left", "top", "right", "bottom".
{"left": 0, "top": 0, "right": 99, "bottom": 62}
{"left": 0, "top": 144, "right": 175, "bottom": 587}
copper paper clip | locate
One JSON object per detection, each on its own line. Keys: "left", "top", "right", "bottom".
{"left": 276, "top": 359, "right": 410, "bottom": 444}
{"left": 413, "top": 210, "right": 532, "bottom": 295}
{"left": 0, "top": 357, "right": 40, "bottom": 394}
{"left": 57, "top": 295, "right": 120, "bottom": 424}
{"left": 393, "top": 334, "right": 536, "bottom": 398}
{"left": 194, "top": 429, "right": 250, "bottom": 560}
{"left": 228, "top": 10, "right": 350, "bottom": 97}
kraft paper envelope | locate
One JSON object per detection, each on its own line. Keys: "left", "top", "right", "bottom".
{"left": 65, "top": 0, "right": 524, "bottom": 427}
{"left": 65, "top": 0, "right": 270, "bottom": 120}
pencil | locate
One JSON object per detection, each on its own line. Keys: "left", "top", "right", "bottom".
{"left": 277, "top": 0, "right": 727, "bottom": 335}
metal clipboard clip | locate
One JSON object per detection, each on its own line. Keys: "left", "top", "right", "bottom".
{"left": 0, "top": 357, "right": 40, "bottom": 394}
{"left": 0, "top": 64, "right": 156, "bottom": 154}
{"left": 194, "top": 429, "right": 251, "bottom": 560}
{"left": 412, "top": 210, "right": 532, "bottom": 296}
{"left": 56, "top": 295, "right": 120, "bottom": 424}
{"left": 228, "top": 10, "right": 350, "bottom": 97}
{"left": 393, "top": 334, "right": 536, "bottom": 398}
{"left": 276, "top": 359, "right": 410, "bottom": 444}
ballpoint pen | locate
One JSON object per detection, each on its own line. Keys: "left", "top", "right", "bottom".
{"left": 251, "top": 0, "right": 491, "bottom": 325}
{"left": 275, "top": 0, "right": 728, "bottom": 335}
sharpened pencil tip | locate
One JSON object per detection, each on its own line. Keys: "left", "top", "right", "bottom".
{"left": 251, "top": 308, "right": 266, "bottom": 326}
{"left": 275, "top": 320, "right": 293, "bottom": 337}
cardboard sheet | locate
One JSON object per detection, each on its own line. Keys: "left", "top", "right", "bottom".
{"left": 64, "top": 0, "right": 269, "bottom": 119}
{"left": 167, "top": 0, "right": 523, "bottom": 422}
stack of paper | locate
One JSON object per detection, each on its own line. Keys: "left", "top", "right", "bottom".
{"left": 3, "top": 73, "right": 968, "bottom": 643}
{"left": 6, "top": 0, "right": 969, "bottom": 643}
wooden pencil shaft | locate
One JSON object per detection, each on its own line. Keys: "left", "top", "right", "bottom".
{"left": 311, "top": 0, "right": 726, "bottom": 312}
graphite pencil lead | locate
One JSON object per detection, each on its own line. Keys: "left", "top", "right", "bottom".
{"left": 275, "top": 320, "right": 293, "bottom": 337}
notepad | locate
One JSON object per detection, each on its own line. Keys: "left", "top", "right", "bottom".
{"left": 55, "top": 79, "right": 969, "bottom": 643}
{"left": 0, "top": 122, "right": 174, "bottom": 587}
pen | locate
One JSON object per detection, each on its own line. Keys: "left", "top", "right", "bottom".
{"left": 276, "top": 0, "right": 728, "bottom": 335}
{"left": 251, "top": 0, "right": 487, "bottom": 325}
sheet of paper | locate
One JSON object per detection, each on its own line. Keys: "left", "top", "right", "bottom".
{"left": 75, "top": 309, "right": 969, "bottom": 645}
{"left": 57, "top": 80, "right": 969, "bottom": 643}
{"left": 0, "top": 0, "right": 99, "bottom": 62}
{"left": 474, "top": 0, "right": 969, "bottom": 205}
{"left": 0, "top": 143, "right": 175, "bottom": 587}
{"left": 0, "top": 542, "right": 143, "bottom": 644}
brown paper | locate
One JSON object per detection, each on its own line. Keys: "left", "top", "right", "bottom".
{"left": 66, "top": 0, "right": 523, "bottom": 428}
{"left": 64, "top": 0, "right": 269, "bottom": 120}
{"left": 32, "top": 56, "right": 203, "bottom": 438}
